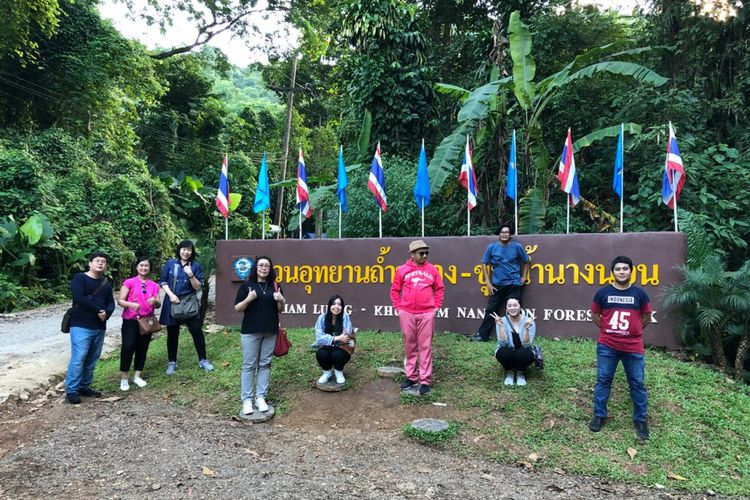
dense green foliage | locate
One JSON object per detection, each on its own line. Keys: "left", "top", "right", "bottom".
{"left": 93, "top": 329, "right": 750, "bottom": 495}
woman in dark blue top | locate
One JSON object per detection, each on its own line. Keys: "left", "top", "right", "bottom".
{"left": 159, "top": 240, "right": 214, "bottom": 375}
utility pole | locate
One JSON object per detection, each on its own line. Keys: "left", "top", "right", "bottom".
{"left": 275, "top": 55, "right": 299, "bottom": 237}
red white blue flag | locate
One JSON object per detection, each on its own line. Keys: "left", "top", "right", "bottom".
{"left": 458, "top": 136, "right": 478, "bottom": 210}
{"left": 296, "top": 148, "right": 313, "bottom": 218}
{"left": 661, "top": 123, "right": 685, "bottom": 209}
{"left": 557, "top": 128, "right": 581, "bottom": 207}
{"left": 215, "top": 154, "right": 230, "bottom": 218}
{"left": 367, "top": 143, "right": 387, "bottom": 212}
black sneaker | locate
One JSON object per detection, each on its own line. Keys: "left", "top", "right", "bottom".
{"left": 66, "top": 393, "right": 82, "bottom": 404}
{"left": 400, "top": 379, "right": 417, "bottom": 391}
{"left": 79, "top": 388, "right": 102, "bottom": 398}
{"left": 470, "top": 334, "right": 489, "bottom": 342}
{"left": 588, "top": 416, "right": 605, "bottom": 432}
{"left": 634, "top": 420, "right": 650, "bottom": 441}
{"left": 418, "top": 384, "right": 431, "bottom": 396}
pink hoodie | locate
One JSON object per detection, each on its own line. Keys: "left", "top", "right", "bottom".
{"left": 390, "top": 259, "right": 445, "bottom": 314}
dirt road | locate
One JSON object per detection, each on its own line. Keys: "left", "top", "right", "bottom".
{"left": 0, "top": 303, "right": 123, "bottom": 402}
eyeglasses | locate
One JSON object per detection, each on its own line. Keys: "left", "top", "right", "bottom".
{"left": 418, "top": 251, "right": 429, "bottom": 257}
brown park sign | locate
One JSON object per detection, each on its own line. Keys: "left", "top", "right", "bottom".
{"left": 215, "top": 232, "right": 686, "bottom": 348}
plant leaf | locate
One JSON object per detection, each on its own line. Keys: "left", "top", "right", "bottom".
{"left": 519, "top": 187, "right": 546, "bottom": 234}
{"left": 19, "top": 214, "right": 44, "bottom": 245}
{"left": 228, "top": 193, "right": 242, "bottom": 212}
{"left": 627, "top": 447, "right": 637, "bottom": 459}
{"left": 509, "top": 11, "right": 536, "bottom": 109}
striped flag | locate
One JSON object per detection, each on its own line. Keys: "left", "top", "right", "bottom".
{"left": 296, "top": 148, "right": 312, "bottom": 218}
{"left": 661, "top": 123, "right": 686, "bottom": 209}
{"left": 367, "top": 143, "right": 387, "bottom": 212}
{"left": 458, "top": 135, "right": 478, "bottom": 210}
{"left": 557, "top": 128, "right": 581, "bottom": 207}
{"left": 215, "top": 154, "right": 230, "bottom": 218}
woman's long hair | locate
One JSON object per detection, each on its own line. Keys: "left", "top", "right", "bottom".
{"left": 323, "top": 294, "right": 345, "bottom": 335}
{"left": 247, "top": 256, "right": 276, "bottom": 283}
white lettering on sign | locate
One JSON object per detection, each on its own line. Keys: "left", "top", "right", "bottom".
{"left": 283, "top": 303, "right": 307, "bottom": 314}
{"left": 543, "top": 308, "right": 593, "bottom": 322}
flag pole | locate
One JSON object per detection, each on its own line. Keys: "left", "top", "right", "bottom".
{"left": 378, "top": 209, "right": 382, "bottom": 238}
{"left": 669, "top": 122, "right": 679, "bottom": 232}
{"left": 566, "top": 198, "right": 570, "bottom": 234}
{"left": 619, "top": 124, "right": 624, "bottom": 233}
{"left": 338, "top": 206, "right": 342, "bottom": 239}
{"left": 467, "top": 206, "right": 471, "bottom": 236}
{"left": 298, "top": 211, "right": 302, "bottom": 240}
{"left": 513, "top": 130, "right": 518, "bottom": 235}
{"left": 225, "top": 217, "right": 228, "bottom": 240}
{"left": 262, "top": 213, "right": 266, "bottom": 240}
{"left": 421, "top": 200, "right": 425, "bottom": 237}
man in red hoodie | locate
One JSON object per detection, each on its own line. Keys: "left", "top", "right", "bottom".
{"left": 390, "top": 240, "right": 445, "bottom": 395}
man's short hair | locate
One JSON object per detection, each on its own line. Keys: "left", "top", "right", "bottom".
{"left": 498, "top": 223, "right": 513, "bottom": 234}
{"left": 610, "top": 255, "right": 633, "bottom": 271}
{"left": 88, "top": 251, "right": 109, "bottom": 262}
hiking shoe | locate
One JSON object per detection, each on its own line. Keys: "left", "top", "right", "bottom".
{"left": 256, "top": 397, "right": 269, "bottom": 412}
{"left": 318, "top": 370, "right": 333, "bottom": 384}
{"left": 588, "top": 416, "right": 606, "bottom": 432}
{"left": 334, "top": 370, "right": 346, "bottom": 384}
{"left": 400, "top": 378, "right": 417, "bottom": 391}
{"left": 504, "top": 371, "right": 516, "bottom": 386}
{"left": 418, "top": 384, "right": 431, "bottom": 396}
{"left": 199, "top": 359, "right": 214, "bottom": 372}
{"left": 166, "top": 362, "right": 177, "bottom": 375}
{"left": 242, "top": 400, "right": 254, "bottom": 415}
{"left": 66, "top": 393, "right": 81, "bottom": 404}
{"left": 470, "top": 334, "right": 489, "bottom": 342}
{"left": 79, "top": 388, "right": 102, "bottom": 397}
{"left": 133, "top": 376, "right": 147, "bottom": 388}
{"left": 634, "top": 420, "right": 650, "bottom": 441}
{"left": 120, "top": 379, "right": 130, "bottom": 392}
{"left": 516, "top": 373, "right": 527, "bottom": 386}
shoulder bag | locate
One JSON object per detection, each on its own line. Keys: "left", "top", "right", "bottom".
{"left": 61, "top": 277, "right": 108, "bottom": 333}
{"left": 170, "top": 262, "right": 199, "bottom": 320}
{"left": 272, "top": 281, "right": 291, "bottom": 357}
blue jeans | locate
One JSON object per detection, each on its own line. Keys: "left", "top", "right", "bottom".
{"left": 65, "top": 326, "right": 105, "bottom": 395}
{"left": 593, "top": 343, "right": 648, "bottom": 422}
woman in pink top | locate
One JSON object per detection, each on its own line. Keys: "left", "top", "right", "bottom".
{"left": 117, "top": 256, "right": 161, "bottom": 391}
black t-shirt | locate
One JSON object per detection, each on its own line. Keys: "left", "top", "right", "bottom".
{"left": 234, "top": 281, "right": 281, "bottom": 334}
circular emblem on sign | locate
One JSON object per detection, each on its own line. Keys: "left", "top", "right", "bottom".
{"left": 233, "top": 257, "right": 254, "bottom": 280}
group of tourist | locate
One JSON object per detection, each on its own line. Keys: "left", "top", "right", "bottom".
{"left": 64, "top": 226, "right": 653, "bottom": 441}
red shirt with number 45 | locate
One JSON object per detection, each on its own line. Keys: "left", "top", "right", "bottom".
{"left": 591, "top": 284, "right": 652, "bottom": 354}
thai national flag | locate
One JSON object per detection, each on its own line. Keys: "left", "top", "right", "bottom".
{"left": 556, "top": 128, "right": 580, "bottom": 207}
{"left": 367, "top": 143, "right": 387, "bottom": 212}
{"left": 296, "top": 148, "right": 313, "bottom": 218}
{"left": 215, "top": 154, "right": 230, "bottom": 218}
{"left": 661, "top": 123, "right": 686, "bottom": 209}
{"left": 458, "top": 136, "right": 478, "bottom": 210}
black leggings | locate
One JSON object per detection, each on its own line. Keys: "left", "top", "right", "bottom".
{"left": 316, "top": 346, "right": 351, "bottom": 371}
{"left": 167, "top": 316, "right": 206, "bottom": 362}
{"left": 495, "top": 346, "right": 534, "bottom": 372}
{"left": 120, "top": 319, "right": 151, "bottom": 372}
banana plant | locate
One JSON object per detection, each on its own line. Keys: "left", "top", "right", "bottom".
{"left": 429, "top": 10, "right": 669, "bottom": 233}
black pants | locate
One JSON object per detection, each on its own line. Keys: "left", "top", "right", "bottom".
{"left": 495, "top": 346, "right": 534, "bottom": 372}
{"left": 476, "top": 284, "right": 522, "bottom": 340}
{"left": 316, "top": 346, "right": 351, "bottom": 371}
{"left": 120, "top": 319, "right": 151, "bottom": 372}
{"left": 167, "top": 315, "right": 206, "bottom": 362}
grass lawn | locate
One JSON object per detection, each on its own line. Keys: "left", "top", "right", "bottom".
{"left": 94, "top": 328, "right": 750, "bottom": 495}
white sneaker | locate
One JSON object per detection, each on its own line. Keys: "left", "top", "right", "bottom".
{"left": 133, "top": 376, "right": 147, "bottom": 388}
{"left": 318, "top": 370, "right": 333, "bottom": 384}
{"left": 334, "top": 370, "right": 346, "bottom": 384}
{"left": 504, "top": 371, "right": 515, "bottom": 386}
{"left": 242, "top": 400, "right": 254, "bottom": 415}
{"left": 516, "top": 373, "right": 527, "bottom": 386}
{"left": 256, "top": 397, "right": 269, "bottom": 412}
{"left": 120, "top": 379, "right": 130, "bottom": 392}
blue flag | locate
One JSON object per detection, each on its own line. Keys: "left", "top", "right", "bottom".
{"left": 413, "top": 140, "right": 430, "bottom": 208}
{"left": 337, "top": 145, "right": 348, "bottom": 212}
{"left": 613, "top": 124, "right": 624, "bottom": 198}
{"left": 253, "top": 153, "right": 270, "bottom": 213}
{"left": 506, "top": 131, "right": 517, "bottom": 200}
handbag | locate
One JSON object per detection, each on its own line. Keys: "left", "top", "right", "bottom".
{"left": 531, "top": 345, "right": 544, "bottom": 370}
{"left": 137, "top": 314, "right": 163, "bottom": 335}
{"left": 170, "top": 263, "right": 199, "bottom": 320}
{"left": 272, "top": 281, "right": 291, "bottom": 357}
{"left": 61, "top": 277, "right": 108, "bottom": 333}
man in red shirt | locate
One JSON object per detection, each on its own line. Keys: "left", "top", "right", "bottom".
{"left": 390, "top": 240, "right": 445, "bottom": 396}
{"left": 589, "top": 256, "right": 653, "bottom": 440}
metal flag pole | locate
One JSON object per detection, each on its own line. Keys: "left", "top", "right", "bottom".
{"left": 378, "top": 209, "right": 382, "bottom": 238}
{"left": 261, "top": 213, "right": 266, "bottom": 240}
{"left": 513, "top": 130, "right": 518, "bottom": 235}
{"left": 669, "top": 122, "right": 679, "bottom": 232}
{"left": 421, "top": 199, "right": 425, "bottom": 238}
{"left": 467, "top": 206, "right": 471, "bottom": 236}
{"left": 566, "top": 198, "right": 570, "bottom": 234}
{"left": 338, "top": 206, "right": 342, "bottom": 239}
{"left": 298, "top": 211, "right": 302, "bottom": 240}
{"left": 620, "top": 124, "right": 624, "bottom": 233}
